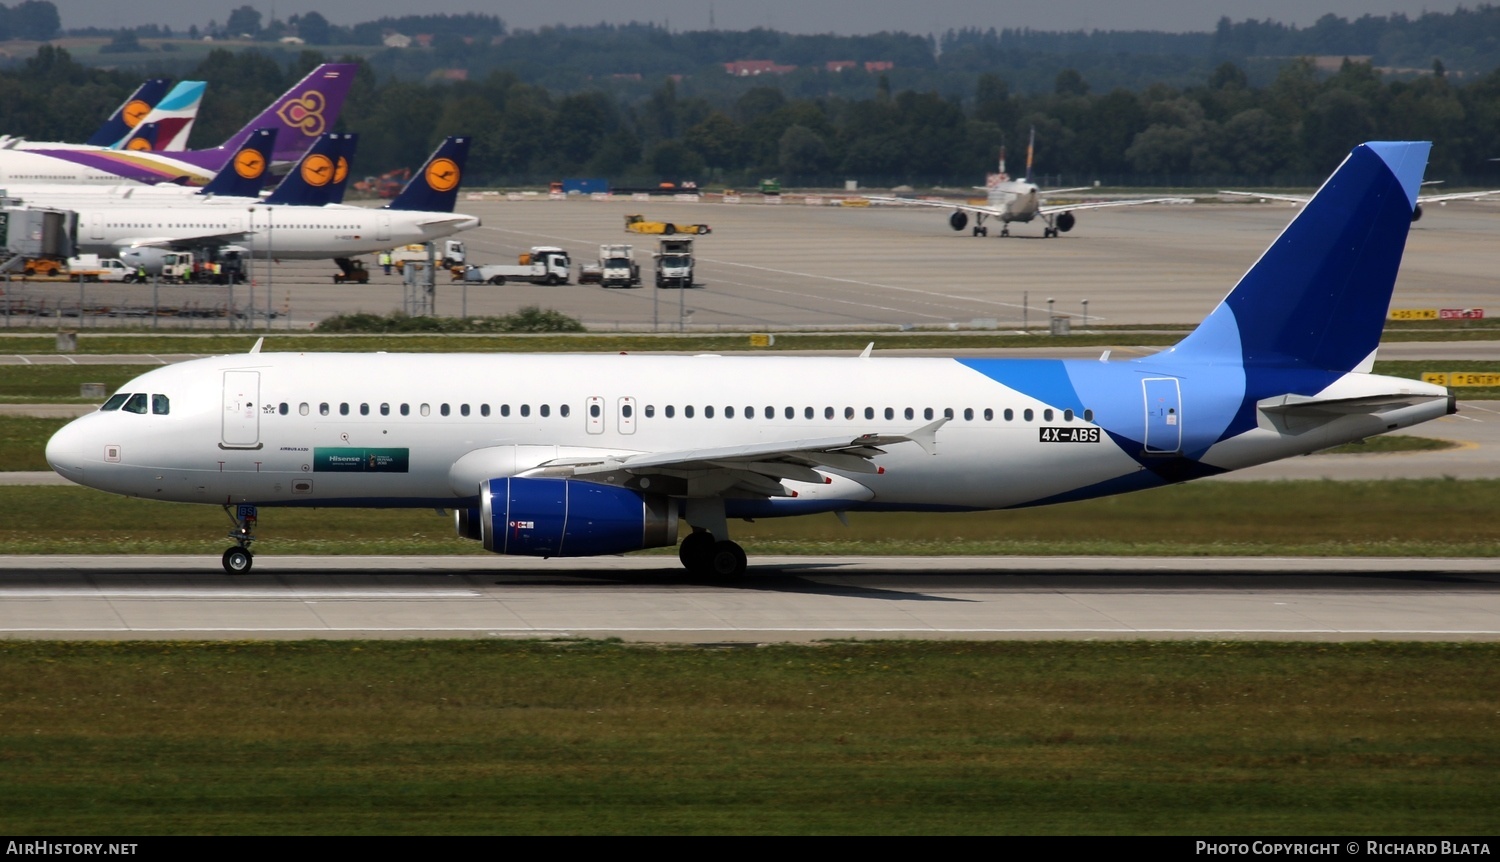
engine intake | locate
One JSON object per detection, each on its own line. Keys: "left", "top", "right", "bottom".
{"left": 474, "top": 477, "right": 677, "bottom": 557}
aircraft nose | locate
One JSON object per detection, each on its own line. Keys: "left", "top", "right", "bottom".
{"left": 45, "top": 417, "right": 95, "bottom": 483}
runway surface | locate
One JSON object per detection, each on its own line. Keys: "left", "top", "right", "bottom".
{"left": 3, "top": 555, "right": 1497, "bottom": 643}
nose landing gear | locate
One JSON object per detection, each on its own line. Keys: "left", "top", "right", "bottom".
{"left": 221, "top": 504, "right": 257, "bottom": 574}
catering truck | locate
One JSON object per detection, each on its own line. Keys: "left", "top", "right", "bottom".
{"left": 654, "top": 238, "right": 695, "bottom": 288}
{"left": 596, "top": 244, "right": 640, "bottom": 288}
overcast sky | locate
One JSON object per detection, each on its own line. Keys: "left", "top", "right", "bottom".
{"left": 50, "top": 1, "right": 1481, "bottom": 36}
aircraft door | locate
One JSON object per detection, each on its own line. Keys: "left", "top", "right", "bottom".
{"left": 618, "top": 397, "right": 637, "bottom": 435}
{"left": 222, "top": 370, "right": 261, "bottom": 448}
{"left": 88, "top": 213, "right": 104, "bottom": 241}
{"left": 585, "top": 396, "right": 604, "bottom": 434}
{"left": 377, "top": 212, "right": 391, "bottom": 242}
{"left": 1142, "top": 378, "right": 1181, "bottom": 455}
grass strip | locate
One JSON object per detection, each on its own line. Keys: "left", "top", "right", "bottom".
{"left": 0, "top": 640, "right": 1494, "bottom": 835}
{"left": 1, "top": 479, "right": 1496, "bottom": 557}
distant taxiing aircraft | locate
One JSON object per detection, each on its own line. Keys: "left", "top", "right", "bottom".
{"left": 870, "top": 128, "right": 1190, "bottom": 237}
{"left": 47, "top": 142, "right": 1451, "bottom": 576}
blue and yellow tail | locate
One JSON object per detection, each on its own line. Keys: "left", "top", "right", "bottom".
{"left": 264, "top": 132, "right": 351, "bottom": 206}
{"left": 197, "top": 128, "right": 274, "bottom": 198}
{"left": 85, "top": 78, "right": 170, "bottom": 148}
{"left": 386, "top": 136, "right": 470, "bottom": 212}
{"left": 1171, "top": 142, "right": 1429, "bottom": 373}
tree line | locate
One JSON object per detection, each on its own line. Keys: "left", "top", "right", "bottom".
{"left": 4, "top": 45, "right": 1500, "bottom": 188}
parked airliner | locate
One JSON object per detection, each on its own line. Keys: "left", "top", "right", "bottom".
{"left": 46, "top": 142, "right": 1453, "bottom": 577}
{"left": 0, "top": 64, "right": 354, "bottom": 187}
{"left": 870, "top": 129, "right": 1190, "bottom": 237}
{"left": 70, "top": 136, "right": 478, "bottom": 270}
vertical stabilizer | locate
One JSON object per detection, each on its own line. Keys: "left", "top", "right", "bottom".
{"left": 86, "top": 78, "right": 170, "bottom": 147}
{"left": 1169, "top": 141, "right": 1429, "bottom": 373}
{"left": 209, "top": 63, "right": 357, "bottom": 168}
{"left": 120, "top": 80, "right": 206, "bottom": 152}
{"left": 385, "top": 136, "right": 470, "bottom": 212}
{"left": 198, "top": 128, "right": 275, "bottom": 198}
{"left": 328, "top": 133, "right": 358, "bottom": 204}
{"left": 264, "top": 132, "right": 346, "bottom": 206}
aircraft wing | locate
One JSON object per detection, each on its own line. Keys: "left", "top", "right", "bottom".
{"left": 1417, "top": 190, "right": 1500, "bottom": 203}
{"left": 1036, "top": 196, "right": 1193, "bottom": 215}
{"left": 864, "top": 196, "right": 1007, "bottom": 217}
{"left": 1219, "top": 190, "right": 1309, "bottom": 204}
{"left": 121, "top": 229, "right": 252, "bottom": 250}
{"left": 524, "top": 420, "right": 946, "bottom": 497}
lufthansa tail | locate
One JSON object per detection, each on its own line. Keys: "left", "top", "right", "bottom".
{"left": 385, "top": 136, "right": 470, "bottom": 213}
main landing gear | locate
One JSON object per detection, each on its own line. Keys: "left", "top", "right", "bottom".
{"left": 678, "top": 530, "right": 748, "bottom": 578}
{"left": 221, "top": 504, "right": 257, "bottom": 574}
{"left": 677, "top": 499, "right": 748, "bottom": 578}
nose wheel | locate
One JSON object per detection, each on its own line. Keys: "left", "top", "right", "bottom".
{"left": 222, "top": 546, "right": 253, "bottom": 574}
{"left": 221, "top": 504, "right": 257, "bottom": 574}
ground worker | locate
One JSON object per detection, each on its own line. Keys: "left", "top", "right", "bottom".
{"left": 379, "top": 250, "right": 393, "bottom": 275}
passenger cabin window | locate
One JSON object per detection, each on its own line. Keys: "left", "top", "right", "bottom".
{"left": 340, "top": 403, "right": 350, "bottom": 416}
{"left": 319, "top": 403, "right": 329, "bottom": 416}
{"left": 481, "top": 404, "right": 491, "bottom": 417}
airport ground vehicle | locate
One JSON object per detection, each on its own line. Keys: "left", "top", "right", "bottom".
{"left": 458, "top": 246, "right": 572, "bottom": 285}
{"left": 655, "top": 239, "right": 695, "bottom": 288}
{"left": 333, "top": 259, "right": 369, "bottom": 284}
{"left": 66, "top": 254, "right": 129, "bottom": 282}
{"left": 597, "top": 244, "right": 640, "bottom": 288}
{"left": 392, "top": 240, "right": 466, "bottom": 272}
{"left": 624, "top": 214, "right": 711, "bottom": 236}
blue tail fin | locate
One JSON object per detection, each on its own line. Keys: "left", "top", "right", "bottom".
{"left": 86, "top": 78, "right": 170, "bottom": 147}
{"left": 328, "top": 133, "right": 358, "bottom": 204}
{"left": 1170, "top": 141, "right": 1429, "bottom": 373}
{"left": 119, "top": 121, "right": 160, "bottom": 151}
{"left": 264, "top": 132, "right": 346, "bottom": 206}
{"left": 198, "top": 128, "right": 275, "bottom": 198}
{"left": 386, "top": 136, "right": 470, "bottom": 212}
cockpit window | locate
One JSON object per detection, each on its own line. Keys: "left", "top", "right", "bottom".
{"left": 121, "top": 393, "right": 148, "bottom": 414}
{"left": 101, "top": 393, "right": 130, "bottom": 411}
{"left": 152, "top": 394, "right": 170, "bottom": 415}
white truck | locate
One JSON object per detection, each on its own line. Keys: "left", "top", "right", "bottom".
{"left": 391, "top": 239, "right": 466, "bottom": 272}
{"left": 66, "top": 255, "right": 130, "bottom": 282}
{"left": 458, "top": 246, "right": 572, "bottom": 286}
{"left": 655, "top": 238, "right": 695, "bottom": 289}
{"left": 597, "top": 244, "right": 641, "bottom": 288}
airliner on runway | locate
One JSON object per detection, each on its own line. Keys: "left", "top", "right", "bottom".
{"left": 46, "top": 142, "right": 1454, "bottom": 577}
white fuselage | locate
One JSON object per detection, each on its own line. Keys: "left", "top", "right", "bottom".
{"left": 986, "top": 181, "right": 1042, "bottom": 223}
{"left": 68, "top": 203, "right": 479, "bottom": 260}
{"left": 45, "top": 352, "right": 1451, "bottom": 513}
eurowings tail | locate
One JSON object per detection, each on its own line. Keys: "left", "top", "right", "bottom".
{"left": 85, "top": 78, "right": 171, "bottom": 148}
{"left": 115, "top": 80, "right": 206, "bottom": 152}
{"left": 385, "top": 136, "right": 470, "bottom": 212}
